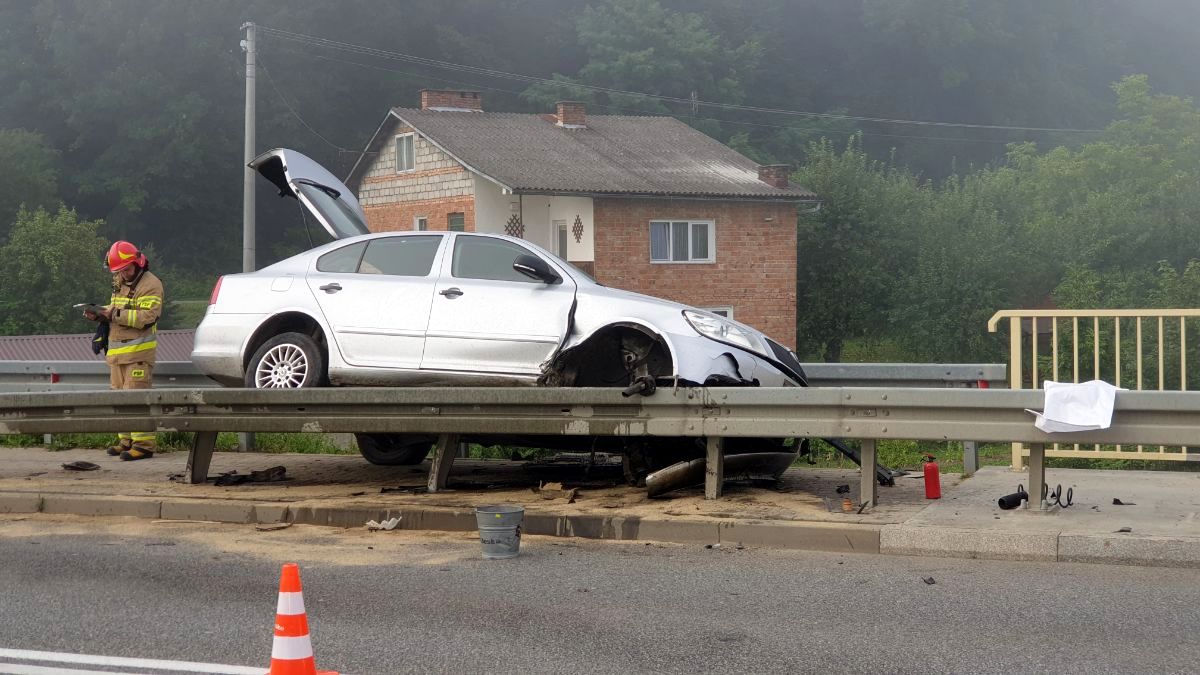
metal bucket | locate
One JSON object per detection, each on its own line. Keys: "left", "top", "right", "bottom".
{"left": 474, "top": 505, "right": 524, "bottom": 560}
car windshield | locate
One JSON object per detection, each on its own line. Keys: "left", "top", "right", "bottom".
{"left": 295, "top": 182, "right": 370, "bottom": 238}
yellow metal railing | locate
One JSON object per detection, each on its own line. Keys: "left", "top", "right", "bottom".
{"left": 988, "top": 309, "right": 1200, "bottom": 467}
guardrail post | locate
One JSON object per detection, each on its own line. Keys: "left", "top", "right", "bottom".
{"left": 860, "top": 439, "right": 877, "bottom": 508}
{"left": 704, "top": 436, "right": 724, "bottom": 499}
{"left": 1026, "top": 443, "right": 1046, "bottom": 510}
{"left": 428, "top": 433, "right": 460, "bottom": 493}
{"left": 186, "top": 431, "right": 218, "bottom": 484}
{"left": 42, "top": 434, "right": 53, "bottom": 448}
{"left": 962, "top": 441, "right": 979, "bottom": 477}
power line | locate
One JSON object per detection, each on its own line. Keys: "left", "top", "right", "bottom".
{"left": 268, "top": 45, "right": 1027, "bottom": 147}
{"left": 258, "top": 24, "right": 1105, "bottom": 135}
{"left": 259, "top": 57, "right": 358, "bottom": 153}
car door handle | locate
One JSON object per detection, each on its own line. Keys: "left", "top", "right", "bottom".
{"left": 319, "top": 283, "right": 342, "bottom": 293}
{"left": 439, "top": 287, "right": 463, "bottom": 298}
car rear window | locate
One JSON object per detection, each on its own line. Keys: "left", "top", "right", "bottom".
{"left": 359, "top": 236, "right": 441, "bottom": 276}
{"left": 451, "top": 236, "right": 540, "bottom": 283}
{"left": 316, "top": 242, "right": 366, "bottom": 273}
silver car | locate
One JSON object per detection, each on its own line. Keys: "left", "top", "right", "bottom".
{"left": 192, "top": 149, "right": 807, "bottom": 474}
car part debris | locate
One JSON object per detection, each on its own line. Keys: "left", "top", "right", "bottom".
{"left": 381, "top": 485, "right": 427, "bottom": 494}
{"left": 645, "top": 451, "right": 796, "bottom": 498}
{"left": 923, "top": 576, "right": 936, "bottom": 585}
{"left": 1116, "top": 526, "right": 1133, "bottom": 533}
{"left": 61, "top": 461, "right": 100, "bottom": 472}
{"left": 1044, "top": 483, "right": 1073, "bottom": 508}
{"left": 366, "top": 517, "right": 401, "bottom": 531}
{"left": 835, "top": 484, "right": 850, "bottom": 495}
{"left": 212, "top": 466, "right": 287, "bottom": 486}
{"left": 998, "top": 486, "right": 1028, "bottom": 510}
{"left": 255, "top": 523, "right": 293, "bottom": 532}
{"left": 1113, "top": 498, "right": 1135, "bottom": 506}
{"left": 823, "top": 438, "right": 903, "bottom": 486}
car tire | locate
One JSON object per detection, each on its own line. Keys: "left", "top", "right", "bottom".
{"left": 355, "top": 433, "right": 434, "bottom": 466}
{"left": 244, "top": 332, "right": 324, "bottom": 389}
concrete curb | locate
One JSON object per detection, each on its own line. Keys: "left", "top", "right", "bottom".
{"left": 5, "top": 490, "right": 1199, "bottom": 567}
{"left": 0, "top": 490, "right": 880, "bottom": 554}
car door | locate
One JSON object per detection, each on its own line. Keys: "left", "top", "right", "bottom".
{"left": 421, "top": 235, "right": 577, "bottom": 375}
{"left": 306, "top": 235, "right": 445, "bottom": 369}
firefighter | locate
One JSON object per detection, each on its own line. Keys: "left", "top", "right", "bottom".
{"left": 83, "top": 241, "right": 164, "bottom": 461}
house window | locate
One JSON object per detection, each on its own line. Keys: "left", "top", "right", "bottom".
{"left": 414, "top": 216, "right": 428, "bottom": 231}
{"left": 649, "top": 220, "right": 715, "bottom": 263}
{"left": 395, "top": 133, "right": 415, "bottom": 173}
{"left": 704, "top": 307, "right": 733, "bottom": 319}
{"left": 448, "top": 213, "right": 466, "bottom": 232}
{"left": 554, "top": 219, "right": 569, "bottom": 258}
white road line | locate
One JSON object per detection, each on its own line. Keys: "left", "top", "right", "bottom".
{"left": 0, "top": 648, "right": 265, "bottom": 674}
{"left": 0, "top": 665, "right": 138, "bottom": 674}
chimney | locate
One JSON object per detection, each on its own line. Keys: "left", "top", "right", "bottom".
{"left": 555, "top": 101, "right": 586, "bottom": 128}
{"left": 758, "top": 164, "right": 790, "bottom": 189}
{"left": 419, "top": 89, "right": 483, "bottom": 112}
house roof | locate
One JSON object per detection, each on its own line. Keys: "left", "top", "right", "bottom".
{"left": 347, "top": 109, "right": 817, "bottom": 202}
{"left": 0, "top": 329, "right": 196, "bottom": 362}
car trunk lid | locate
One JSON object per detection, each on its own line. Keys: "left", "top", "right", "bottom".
{"left": 249, "top": 148, "right": 370, "bottom": 239}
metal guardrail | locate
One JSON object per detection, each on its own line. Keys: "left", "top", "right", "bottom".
{"left": 0, "top": 360, "right": 1006, "bottom": 392}
{"left": 2, "top": 386, "right": 1197, "bottom": 508}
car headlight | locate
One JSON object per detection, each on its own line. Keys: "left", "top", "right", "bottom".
{"left": 683, "top": 309, "right": 770, "bottom": 357}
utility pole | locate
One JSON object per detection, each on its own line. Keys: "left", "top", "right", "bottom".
{"left": 241, "top": 21, "right": 256, "bottom": 274}
{"left": 240, "top": 22, "right": 257, "bottom": 453}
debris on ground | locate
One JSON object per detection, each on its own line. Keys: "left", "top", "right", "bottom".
{"left": 835, "top": 484, "right": 850, "bottom": 494}
{"left": 1116, "top": 526, "right": 1133, "bottom": 533}
{"left": 366, "top": 516, "right": 401, "bottom": 531}
{"left": 61, "top": 461, "right": 100, "bottom": 472}
{"left": 255, "top": 523, "right": 293, "bottom": 532}
{"left": 923, "top": 577, "right": 936, "bottom": 585}
{"left": 1113, "top": 498, "right": 1135, "bottom": 506}
{"left": 381, "top": 485, "right": 427, "bottom": 494}
{"left": 212, "top": 466, "right": 287, "bottom": 486}
{"left": 534, "top": 481, "right": 579, "bottom": 503}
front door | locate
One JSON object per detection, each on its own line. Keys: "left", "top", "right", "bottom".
{"left": 306, "top": 235, "right": 445, "bottom": 369}
{"left": 422, "top": 235, "right": 576, "bottom": 375}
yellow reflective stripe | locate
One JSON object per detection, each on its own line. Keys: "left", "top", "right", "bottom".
{"left": 125, "top": 309, "right": 138, "bottom": 327}
{"left": 107, "top": 340, "right": 157, "bottom": 356}
{"left": 136, "top": 296, "right": 161, "bottom": 309}
{"left": 110, "top": 297, "right": 133, "bottom": 307}
{"left": 130, "top": 432, "right": 155, "bottom": 441}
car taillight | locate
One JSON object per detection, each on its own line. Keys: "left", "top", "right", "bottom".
{"left": 209, "top": 276, "right": 224, "bottom": 305}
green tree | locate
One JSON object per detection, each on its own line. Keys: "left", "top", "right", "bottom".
{"left": 0, "top": 129, "right": 60, "bottom": 240}
{"left": 793, "top": 135, "right": 926, "bottom": 361}
{"left": 0, "top": 206, "right": 109, "bottom": 336}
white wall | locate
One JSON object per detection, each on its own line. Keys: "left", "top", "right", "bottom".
{"left": 471, "top": 178, "right": 594, "bottom": 261}
{"left": 472, "top": 175, "right": 516, "bottom": 234}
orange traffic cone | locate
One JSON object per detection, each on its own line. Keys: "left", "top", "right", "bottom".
{"left": 267, "top": 563, "right": 338, "bottom": 675}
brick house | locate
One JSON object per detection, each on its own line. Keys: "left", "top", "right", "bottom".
{"left": 345, "top": 90, "right": 817, "bottom": 347}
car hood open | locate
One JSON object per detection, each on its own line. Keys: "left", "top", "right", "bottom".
{"left": 249, "top": 148, "right": 370, "bottom": 239}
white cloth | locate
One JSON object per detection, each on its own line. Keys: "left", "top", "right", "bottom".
{"left": 1026, "top": 380, "right": 1120, "bottom": 433}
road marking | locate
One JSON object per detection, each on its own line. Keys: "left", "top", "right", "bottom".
{"left": 0, "top": 648, "right": 265, "bottom": 674}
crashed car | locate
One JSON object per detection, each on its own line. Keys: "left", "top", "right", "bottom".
{"left": 192, "top": 149, "right": 885, "bottom": 485}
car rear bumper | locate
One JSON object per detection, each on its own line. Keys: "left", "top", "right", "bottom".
{"left": 190, "top": 312, "right": 265, "bottom": 386}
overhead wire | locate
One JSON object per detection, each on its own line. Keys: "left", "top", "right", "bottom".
{"left": 259, "top": 57, "right": 360, "bottom": 154}
{"left": 265, "top": 44, "right": 1030, "bottom": 147}
{"left": 257, "top": 24, "right": 1105, "bottom": 135}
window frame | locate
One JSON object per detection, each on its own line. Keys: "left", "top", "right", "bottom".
{"left": 450, "top": 234, "right": 543, "bottom": 284}
{"left": 394, "top": 133, "right": 416, "bottom": 174}
{"left": 357, "top": 235, "right": 443, "bottom": 278}
{"left": 649, "top": 219, "right": 716, "bottom": 264}
{"left": 447, "top": 212, "right": 466, "bottom": 232}
{"left": 414, "top": 216, "right": 428, "bottom": 231}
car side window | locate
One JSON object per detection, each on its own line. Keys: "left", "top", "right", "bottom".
{"left": 451, "top": 236, "right": 541, "bottom": 283}
{"left": 315, "top": 242, "right": 366, "bottom": 273}
{"left": 358, "top": 236, "right": 442, "bottom": 276}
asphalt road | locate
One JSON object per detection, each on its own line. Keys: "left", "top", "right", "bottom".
{"left": 1, "top": 515, "right": 1198, "bottom": 675}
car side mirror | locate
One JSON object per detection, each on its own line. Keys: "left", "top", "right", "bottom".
{"left": 513, "top": 254, "right": 562, "bottom": 284}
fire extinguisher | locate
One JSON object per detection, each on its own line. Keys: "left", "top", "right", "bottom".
{"left": 923, "top": 453, "right": 942, "bottom": 500}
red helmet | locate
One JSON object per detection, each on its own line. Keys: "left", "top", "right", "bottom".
{"left": 106, "top": 240, "right": 147, "bottom": 272}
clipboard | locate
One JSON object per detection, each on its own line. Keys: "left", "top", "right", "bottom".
{"left": 73, "top": 303, "right": 107, "bottom": 314}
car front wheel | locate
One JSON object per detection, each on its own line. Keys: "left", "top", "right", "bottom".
{"left": 355, "top": 433, "right": 434, "bottom": 465}
{"left": 244, "top": 332, "right": 324, "bottom": 389}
